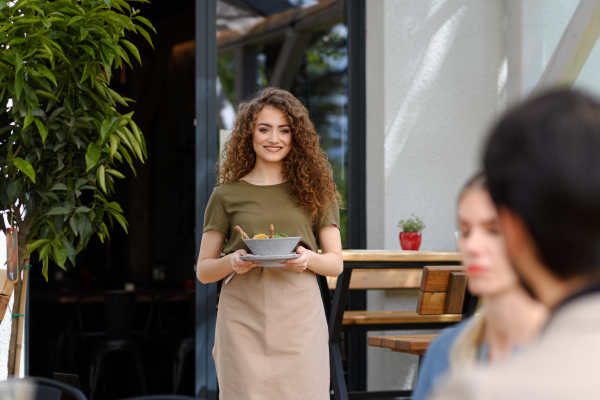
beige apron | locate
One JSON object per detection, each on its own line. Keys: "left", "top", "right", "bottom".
{"left": 213, "top": 267, "right": 330, "bottom": 400}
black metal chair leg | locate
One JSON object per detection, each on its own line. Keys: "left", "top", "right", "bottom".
{"left": 413, "top": 354, "right": 424, "bottom": 388}
{"left": 134, "top": 349, "right": 147, "bottom": 395}
{"left": 173, "top": 359, "right": 181, "bottom": 394}
{"left": 89, "top": 359, "right": 102, "bottom": 400}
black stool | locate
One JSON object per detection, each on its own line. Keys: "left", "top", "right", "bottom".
{"left": 155, "top": 291, "right": 195, "bottom": 394}
{"left": 77, "top": 291, "right": 150, "bottom": 400}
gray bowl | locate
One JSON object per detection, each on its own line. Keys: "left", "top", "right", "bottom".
{"left": 242, "top": 237, "right": 301, "bottom": 256}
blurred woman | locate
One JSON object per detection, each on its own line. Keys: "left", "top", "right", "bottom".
{"left": 412, "top": 173, "right": 548, "bottom": 400}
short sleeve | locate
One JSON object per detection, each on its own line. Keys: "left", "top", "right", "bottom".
{"left": 314, "top": 200, "right": 341, "bottom": 233}
{"left": 203, "top": 188, "right": 229, "bottom": 235}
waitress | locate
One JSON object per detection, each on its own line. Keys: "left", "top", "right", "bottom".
{"left": 196, "top": 88, "right": 343, "bottom": 400}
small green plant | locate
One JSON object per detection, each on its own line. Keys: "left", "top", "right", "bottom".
{"left": 397, "top": 214, "right": 425, "bottom": 232}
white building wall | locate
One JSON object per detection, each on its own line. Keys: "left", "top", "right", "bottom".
{"left": 365, "top": 0, "right": 507, "bottom": 391}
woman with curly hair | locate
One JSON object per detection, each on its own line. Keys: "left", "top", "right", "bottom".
{"left": 196, "top": 87, "right": 343, "bottom": 399}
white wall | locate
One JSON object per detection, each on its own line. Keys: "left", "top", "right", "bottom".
{"left": 362, "top": 0, "right": 600, "bottom": 393}
{"left": 366, "top": 0, "right": 506, "bottom": 254}
{"left": 365, "top": 0, "right": 507, "bottom": 391}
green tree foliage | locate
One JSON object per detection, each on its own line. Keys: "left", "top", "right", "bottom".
{"left": 0, "top": 0, "right": 154, "bottom": 280}
{"left": 217, "top": 53, "right": 235, "bottom": 105}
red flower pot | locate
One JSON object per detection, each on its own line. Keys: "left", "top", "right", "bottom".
{"left": 400, "top": 232, "right": 422, "bottom": 251}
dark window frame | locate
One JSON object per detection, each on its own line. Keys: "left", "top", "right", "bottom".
{"left": 195, "top": 0, "right": 218, "bottom": 398}
{"left": 344, "top": 0, "right": 368, "bottom": 392}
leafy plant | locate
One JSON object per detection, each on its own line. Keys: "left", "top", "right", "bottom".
{"left": 397, "top": 214, "right": 425, "bottom": 233}
{"left": 0, "top": 0, "right": 154, "bottom": 280}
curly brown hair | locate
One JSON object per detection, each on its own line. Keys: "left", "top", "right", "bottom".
{"left": 219, "top": 87, "right": 342, "bottom": 223}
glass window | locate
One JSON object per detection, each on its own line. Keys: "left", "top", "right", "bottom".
{"left": 218, "top": 23, "right": 349, "bottom": 246}
{"left": 303, "top": 24, "right": 349, "bottom": 247}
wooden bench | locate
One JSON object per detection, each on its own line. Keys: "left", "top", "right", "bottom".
{"left": 344, "top": 310, "right": 461, "bottom": 326}
{"left": 340, "top": 265, "right": 468, "bottom": 330}
{"left": 326, "top": 268, "right": 422, "bottom": 290}
{"left": 368, "top": 265, "right": 474, "bottom": 357}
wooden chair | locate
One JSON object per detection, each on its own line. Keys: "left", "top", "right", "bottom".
{"left": 368, "top": 265, "right": 476, "bottom": 358}
{"left": 417, "top": 266, "right": 468, "bottom": 315}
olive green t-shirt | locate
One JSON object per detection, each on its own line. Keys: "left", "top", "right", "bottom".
{"left": 203, "top": 180, "right": 340, "bottom": 254}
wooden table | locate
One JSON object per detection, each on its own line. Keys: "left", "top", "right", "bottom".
{"left": 368, "top": 333, "right": 438, "bottom": 381}
{"left": 322, "top": 250, "right": 462, "bottom": 400}
{"left": 368, "top": 333, "right": 438, "bottom": 356}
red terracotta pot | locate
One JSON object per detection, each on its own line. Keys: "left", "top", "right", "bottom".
{"left": 399, "top": 232, "right": 422, "bottom": 251}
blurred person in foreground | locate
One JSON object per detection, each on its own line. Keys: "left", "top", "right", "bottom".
{"left": 411, "top": 174, "right": 548, "bottom": 400}
{"left": 429, "top": 90, "right": 600, "bottom": 399}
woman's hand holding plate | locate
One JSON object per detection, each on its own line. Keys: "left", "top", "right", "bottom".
{"left": 284, "top": 246, "right": 311, "bottom": 272}
{"left": 230, "top": 249, "right": 262, "bottom": 274}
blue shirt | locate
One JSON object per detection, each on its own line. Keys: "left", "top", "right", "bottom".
{"left": 411, "top": 320, "right": 471, "bottom": 400}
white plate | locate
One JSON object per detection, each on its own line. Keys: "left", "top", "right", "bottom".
{"left": 240, "top": 254, "right": 301, "bottom": 264}
{"left": 346, "top": 249, "right": 417, "bottom": 253}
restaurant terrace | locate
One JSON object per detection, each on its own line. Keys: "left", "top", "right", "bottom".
{"left": 0, "top": 0, "right": 599, "bottom": 399}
